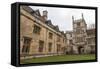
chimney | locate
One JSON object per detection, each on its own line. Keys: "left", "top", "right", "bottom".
{"left": 43, "top": 10, "right": 48, "bottom": 20}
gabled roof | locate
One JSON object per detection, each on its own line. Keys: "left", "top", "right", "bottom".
{"left": 21, "top": 6, "right": 66, "bottom": 36}
{"left": 54, "top": 25, "right": 59, "bottom": 31}
{"left": 45, "top": 20, "right": 54, "bottom": 28}
{"left": 35, "top": 9, "right": 41, "bottom": 16}
{"left": 22, "top": 6, "right": 41, "bottom": 16}
{"left": 21, "top": 6, "right": 46, "bottom": 22}
{"left": 45, "top": 20, "right": 60, "bottom": 31}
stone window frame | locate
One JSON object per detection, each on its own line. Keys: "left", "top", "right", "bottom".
{"left": 38, "top": 40, "right": 44, "bottom": 52}
{"left": 33, "top": 24, "right": 41, "bottom": 34}
{"left": 48, "top": 42, "right": 52, "bottom": 52}
{"left": 48, "top": 32, "right": 53, "bottom": 39}
{"left": 22, "top": 37, "right": 32, "bottom": 54}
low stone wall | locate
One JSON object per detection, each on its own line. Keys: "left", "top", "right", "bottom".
{"left": 20, "top": 53, "right": 63, "bottom": 60}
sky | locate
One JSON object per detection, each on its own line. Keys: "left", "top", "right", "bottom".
{"left": 30, "top": 6, "right": 95, "bottom": 32}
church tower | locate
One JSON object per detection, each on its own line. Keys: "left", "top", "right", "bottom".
{"left": 72, "top": 13, "right": 87, "bottom": 54}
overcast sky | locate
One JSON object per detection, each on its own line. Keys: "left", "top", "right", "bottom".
{"left": 30, "top": 6, "right": 95, "bottom": 32}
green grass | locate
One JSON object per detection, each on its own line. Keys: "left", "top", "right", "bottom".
{"left": 20, "top": 54, "right": 95, "bottom": 64}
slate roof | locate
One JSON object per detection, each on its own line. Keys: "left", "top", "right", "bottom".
{"left": 45, "top": 20, "right": 60, "bottom": 32}
{"left": 21, "top": 6, "right": 66, "bottom": 36}
{"left": 22, "top": 6, "right": 34, "bottom": 13}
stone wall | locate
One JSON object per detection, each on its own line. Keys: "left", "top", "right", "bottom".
{"left": 20, "top": 6, "right": 67, "bottom": 59}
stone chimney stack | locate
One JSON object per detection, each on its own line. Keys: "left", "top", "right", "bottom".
{"left": 43, "top": 10, "right": 48, "bottom": 20}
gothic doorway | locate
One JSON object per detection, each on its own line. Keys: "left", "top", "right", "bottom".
{"left": 78, "top": 46, "right": 84, "bottom": 54}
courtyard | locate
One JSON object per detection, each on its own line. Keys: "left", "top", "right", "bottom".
{"left": 20, "top": 54, "right": 95, "bottom": 64}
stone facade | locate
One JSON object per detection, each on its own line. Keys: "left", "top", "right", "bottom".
{"left": 20, "top": 6, "right": 95, "bottom": 59}
{"left": 65, "top": 14, "right": 95, "bottom": 54}
{"left": 65, "top": 31, "right": 73, "bottom": 54}
{"left": 20, "top": 6, "right": 67, "bottom": 59}
{"left": 86, "top": 28, "right": 95, "bottom": 54}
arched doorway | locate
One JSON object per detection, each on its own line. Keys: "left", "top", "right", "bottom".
{"left": 78, "top": 46, "right": 84, "bottom": 54}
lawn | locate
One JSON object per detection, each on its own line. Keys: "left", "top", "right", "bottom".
{"left": 20, "top": 54, "right": 95, "bottom": 64}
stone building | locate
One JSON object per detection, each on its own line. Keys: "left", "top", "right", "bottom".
{"left": 20, "top": 5, "right": 95, "bottom": 59}
{"left": 86, "top": 28, "right": 95, "bottom": 54}
{"left": 65, "top": 31, "right": 73, "bottom": 54}
{"left": 66, "top": 14, "right": 95, "bottom": 54}
{"left": 72, "top": 14, "right": 87, "bottom": 54}
{"left": 20, "top": 6, "right": 67, "bottom": 59}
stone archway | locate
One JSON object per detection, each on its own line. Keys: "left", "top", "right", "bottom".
{"left": 78, "top": 46, "right": 84, "bottom": 54}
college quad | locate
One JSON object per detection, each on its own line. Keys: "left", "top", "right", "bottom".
{"left": 20, "top": 6, "right": 96, "bottom": 63}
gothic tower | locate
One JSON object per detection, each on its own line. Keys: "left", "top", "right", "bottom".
{"left": 72, "top": 13, "right": 87, "bottom": 54}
